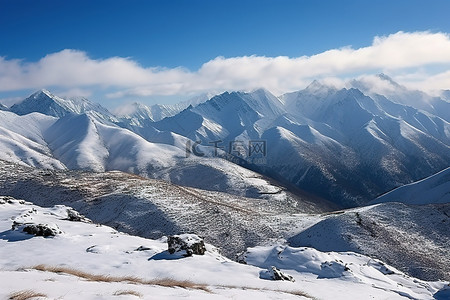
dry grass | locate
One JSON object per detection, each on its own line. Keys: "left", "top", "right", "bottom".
{"left": 8, "top": 290, "right": 47, "bottom": 300}
{"left": 30, "top": 264, "right": 316, "bottom": 298}
{"left": 113, "top": 290, "right": 143, "bottom": 297}
{"left": 32, "top": 264, "right": 210, "bottom": 292}
{"left": 222, "top": 286, "right": 316, "bottom": 299}
{"left": 274, "top": 289, "right": 317, "bottom": 299}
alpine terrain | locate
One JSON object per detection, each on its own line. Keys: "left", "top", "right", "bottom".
{"left": 0, "top": 75, "right": 449, "bottom": 299}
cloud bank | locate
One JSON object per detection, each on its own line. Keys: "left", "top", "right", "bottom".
{"left": 1, "top": 31, "right": 450, "bottom": 99}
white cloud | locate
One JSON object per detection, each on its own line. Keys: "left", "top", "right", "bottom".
{"left": 1, "top": 31, "right": 450, "bottom": 98}
{"left": 0, "top": 96, "right": 23, "bottom": 107}
{"left": 56, "top": 88, "right": 93, "bottom": 99}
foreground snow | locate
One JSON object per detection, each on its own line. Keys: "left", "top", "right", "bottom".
{"left": 1, "top": 197, "right": 448, "bottom": 299}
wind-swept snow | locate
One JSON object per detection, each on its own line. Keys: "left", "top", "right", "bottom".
{"left": 372, "top": 167, "right": 450, "bottom": 205}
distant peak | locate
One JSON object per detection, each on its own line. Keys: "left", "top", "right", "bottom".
{"left": 376, "top": 73, "right": 392, "bottom": 81}
{"left": 29, "top": 89, "right": 57, "bottom": 100}
{"left": 306, "top": 80, "right": 324, "bottom": 90}
{"left": 132, "top": 102, "right": 147, "bottom": 108}
{"left": 37, "top": 88, "right": 52, "bottom": 95}
{"left": 252, "top": 87, "right": 269, "bottom": 94}
{"left": 376, "top": 73, "right": 400, "bottom": 87}
{"left": 304, "top": 80, "right": 335, "bottom": 93}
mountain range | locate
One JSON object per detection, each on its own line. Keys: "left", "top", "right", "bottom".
{"left": 1, "top": 75, "right": 449, "bottom": 292}
{"left": 0, "top": 74, "right": 449, "bottom": 208}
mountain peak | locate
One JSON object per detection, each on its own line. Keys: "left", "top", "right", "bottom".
{"left": 0, "top": 102, "right": 8, "bottom": 110}
{"left": 376, "top": 73, "right": 400, "bottom": 87}
{"left": 250, "top": 87, "right": 271, "bottom": 95}
{"left": 10, "top": 90, "right": 115, "bottom": 120}
{"left": 304, "top": 80, "right": 336, "bottom": 94}
{"left": 30, "top": 89, "right": 57, "bottom": 99}
{"left": 10, "top": 89, "right": 67, "bottom": 117}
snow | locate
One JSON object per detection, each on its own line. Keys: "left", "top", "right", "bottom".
{"left": 0, "top": 108, "right": 288, "bottom": 201}
{"left": 115, "top": 93, "right": 213, "bottom": 125}
{"left": 372, "top": 167, "right": 450, "bottom": 205}
{"left": 0, "top": 81, "right": 449, "bottom": 299}
{"left": 0, "top": 197, "right": 447, "bottom": 299}
{"left": 11, "top": 89, "right": 117, "bottom": 121}
{"left": 287, "top": 203, "right": 450, "bottom": 281}
{"left": 350, "top": 74, "right": 450, "bottom": 122}
{"left": 0, "top": 111, "right": 65, "bottom": 169}
{"left": 2, "top": 83, "right": 450, "bottom": 208}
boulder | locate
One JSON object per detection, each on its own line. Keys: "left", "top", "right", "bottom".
{"left": 269, "top": 266, "right": 295, "bottom": 282}
{"left": 168, "top": 234, "right": 206, "bottom": 256}
{"left": 66, "top": 208, "right": 91, "bottom": 223}
{"left": 22, "top": 223, "right": 61, "bottom": 237}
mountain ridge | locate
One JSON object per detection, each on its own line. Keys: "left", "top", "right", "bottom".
{"left": 1, "top": 76, "right": 449, "bottom": 207}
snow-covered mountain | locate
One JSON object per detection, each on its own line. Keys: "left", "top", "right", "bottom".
{"left": 0, "top": 110, "right": 65, "bottom": 169}
{"left": 116, "top": 92, "right": 213, "bottom": 126}
{"left": 152, "top": 89, "right": 285, "bottom": 143}
{"left": 1, "top": 78, "right": 449, "bottom": 298}
{"left": 131, "top": 79, "right": 450, "bottom": 207}
{"left": 371, "top": 167, "right": 450, "bottom": 205}
{"left": 350, "top": 74, "right": 450, "bottom": 122}
{"left": 0, "top": 109, "right": 311, "bottom": 203}
{"left": 116, "top": 102, "right": 185, "bottom": 125}
{"left": 10, "top": 89, "right": 117, "bottom": 121}
{"left": 2, "top": 79, "right": 449, "bottom": 208}
{"left": 271, "top": 82, "right": 450, "bottom": 206}
{"left": 0, "top": 102, "right": 8, "bottom": 111}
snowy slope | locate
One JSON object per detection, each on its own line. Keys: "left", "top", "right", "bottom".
{"left": 0, "top": 111, "right": 65, "bottom": 169}
{"left": 41, "top": 112, "right": 301, "bottom": 200}
{"left": 0, "top": 102, "right": 8, "bottom": 111}
{"left": 1, "top": 196, "right": 447, "bottom": 300}
{"left": 371, "top": 167, "right": 450, "bottom": 205}
{"left": 288, "top": 203, "right": 450, "bottom": 281}
{"left": 0, "top": 160, "right": 332, "bottom": 258}
{"left": 1, "top": 159, "right": 447, "bottom": 283}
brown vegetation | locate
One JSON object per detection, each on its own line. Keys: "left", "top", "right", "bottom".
{"left": 113, "top": 290, "right": 143, "bottom": 297}
{"left": 30, "top": 264, "right": 316, "bottom": 298}
{"left": 32, "top": 264, "right": 210, "bottom": 292}
{"left": 8, "top": 290, "right": 47, "bottom": 300}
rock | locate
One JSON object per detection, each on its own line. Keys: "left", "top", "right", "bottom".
{"left": 168, "top": 234, "right": 206, "bottom": 256}
{"left": 0, "top": 196, "right": 29, "bottom": 205}
{"left": 236, "top": 251, "right": 247, "bottom": 264}
{"left": 22, "top": 223, "right": 61, "bottom": 237}
{"left": 0, "top": 196, "right": 15, "bottom": 204}
{"left": 66, "top": 208, "right": 91, "bottom": 223}
{"left": 269, "top": 266, "right": 295, "bottom": 282}
{"left": 135, "top": 246, "right": 152, "bottom": 251}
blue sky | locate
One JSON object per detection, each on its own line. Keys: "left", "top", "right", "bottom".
{"left": 1, "top": 0, "right": 450, "bottom": 107}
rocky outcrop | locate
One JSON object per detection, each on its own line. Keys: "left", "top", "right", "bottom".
{"left": 21, "top": 223, "right": 62, "bottom": 237}
{"left": 168, "top": 234, "right": 206, "bottom": 256}
{"left": 269, "top": 266, "right": 295, "bottom": 282}
{"left": 66, "top": 208, "right": 91, "bottom": 223}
